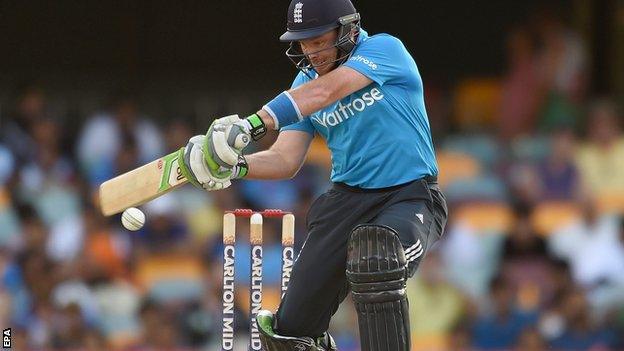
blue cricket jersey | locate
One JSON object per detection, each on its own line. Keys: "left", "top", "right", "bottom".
{"left": 281, "top": 29, "right": 438, "bottom": 188}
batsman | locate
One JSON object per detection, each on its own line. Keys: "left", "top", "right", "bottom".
{"left": 178, "top": 0, "right": 448, "bottom": 349}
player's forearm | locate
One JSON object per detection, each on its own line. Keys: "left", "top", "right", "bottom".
{"left": 255, "top": 66, "right": 372, "bottom": 130}
{"left": 255, "top": 82, "right": 332, "bottom": 131}
{"left": 255, "top": 110, "right": 276, "bottom": 130}
{"left": 244, "top": 149, "right": 300, "bottom": 180}
{"left": 288, "top": 77, "right": 337, "bottom": 116}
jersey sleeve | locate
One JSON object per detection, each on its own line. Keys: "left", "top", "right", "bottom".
{"left": 344, "top": 34, "right": 412, "bottom": 86}
{"left": 290, "top": 71, "right": 310, "bottom": 89}
{"left": 280, "top": 117, "right": 316, "bottom": 135}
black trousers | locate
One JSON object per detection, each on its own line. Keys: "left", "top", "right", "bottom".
{"left": 275, "top": 177, "right": 448, "bottom": 337}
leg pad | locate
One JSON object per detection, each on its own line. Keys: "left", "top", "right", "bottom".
{"left": 346, "top": 225, "right": 411, "bottom": 351}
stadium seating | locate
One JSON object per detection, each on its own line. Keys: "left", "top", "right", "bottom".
{"left": 442, "top": 134, "right": 501, "bottom": 168}
{"left": 453, "top": 202, "right": 513, "bottom": 233}
{"left": 135, "top": 254, "right": 205, "bottom": 302}
{"left": 452, "top": 78, "right": 501, "bottom": 130}
{"left": 530, "top": 201, "right": 582, "bottom": 236}
{"left": 597, "top": 191, "right": 624, "bottom": 215}
{"left": 436, "top": 151, "right": 481, "bottom": 188}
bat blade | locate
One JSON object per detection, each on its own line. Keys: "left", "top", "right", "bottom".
{"left": 99, "top": 151, "right": 188, "bottom": 216}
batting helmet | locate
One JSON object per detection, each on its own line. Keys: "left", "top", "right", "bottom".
{"left": 280, "top": 0, "right": 361, "bottom": 76}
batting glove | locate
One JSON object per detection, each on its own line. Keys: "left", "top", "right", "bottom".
{"left": 178, "top": 135, "right": 232, "bottom": 191}
{"left": 209, "top": 114, "right": 266, "bottom": 167}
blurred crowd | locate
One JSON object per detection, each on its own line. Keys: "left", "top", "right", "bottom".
{"left": 1, "top": 10, "right": 624, "bottom": 351}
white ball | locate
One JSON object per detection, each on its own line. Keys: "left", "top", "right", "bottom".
{"left": 121, "top": 207, "right": 145, "bottom": 231}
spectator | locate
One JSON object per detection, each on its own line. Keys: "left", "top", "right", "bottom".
{"left": 50, "top": 303, "right": 90, "bottom": 349}
{"left": 76, "top": 91, "right": 164, "bottom": 187}
{"left": 500, "top": 202, "right": 553, "bottom": 308}
{"left": 547, "top": 289, "right": 616, "bottom": 350}
{"left": 12, "top": 117, "right": 85, "bottom": 263}
{"left": 10, "top": 328, "right": 29, "bottom": 351}
{"left": 16, "top": 250, "right": 58, "bottom": 324}
{"left": 82, "top": 329, "right": 110, "bottom": 351}
{"left": 178, "top": 300, "right": 217, "bottom": 348}
{"left": 439, "top": 215, "right": 503, "bottom": 298}
{"left": 585, "top": 217, "right": 624, "bottom": 319}
{"left": 506, "top": 162, "right": 542, "bottom": 206}
{"left": 575, "top": 99, "right": 624, "bottom": 196}
{"left": 514, "top": 327, "right": 548, "bottom": 351}
{"left": 0, "top": 83, "right": 47, "bottom": 167}
{"left": 138, "top": 299, "right": 181, "bottom": 350}
{"left": 2, "top": 207, "right": 47, "bottom": 326}
{"left": 407, "top": 251, "right": 466, "bottom": 343}
{"left": 17, "top": 119, "right": 81, "bottom": 217}
{"left": 470, "top": 275, "right": 539, "bottom": 350}
{"left": 164, "top": 118, "right": 194, "bottom": 153}
{"left": 0, "top": 280, "right": 10, "bottom": 329}
{"left": 536, "top": 127, "right": 580, "bottom": 200}
{"left": 447, "top": 321, "right": 475, "bottom": 351}
{"left": 51, "top": 267, "right": 100, "bottom": 328}
{"left": 17, "top": 205, "right": 47, "bottom": 254}
{"left": 0, "top": 144, "right": 15, "bottom": 186}
{"left": 135, "top": 195, "right": 189, "bottom": 254}
{"left": 533, "top": 9, "right": 587, "bottom": 131}
{"left": 91, "top": 279, "right": 142, "bottom": 348}
{"left": 615, "top": 299, "right": 624, "bottom": 349}
{"left": 498, "top": 26, "right": 543, "bottom": 140}
{"left": 544, "top": 259, "right": 575, "bottom": 310}
{"left": 548, "top": 198, "right": 624, "bottom": 323}
{"left": 82, "top": 207, "right": 130, "bottom": 280}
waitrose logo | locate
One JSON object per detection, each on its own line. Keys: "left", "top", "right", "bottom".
{"left": 311, "top": 87, "right": 384, "bottom": 128}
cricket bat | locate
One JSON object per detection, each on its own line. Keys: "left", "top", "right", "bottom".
{"left": 99, "top": 151, "right": 188, "bottom": 216}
